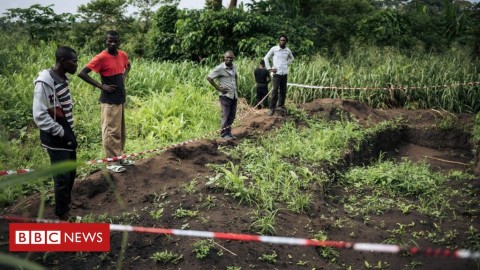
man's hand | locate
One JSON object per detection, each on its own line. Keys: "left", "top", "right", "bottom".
{"left": 100, "top": 84, "right": 116, "bottom": 93}
{"left": 217, "top": 86, "right": 228, "bottom": 94}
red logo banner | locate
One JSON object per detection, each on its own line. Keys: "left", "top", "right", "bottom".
{"left": 9, "top": 223, "right": 110, "bottom": 252}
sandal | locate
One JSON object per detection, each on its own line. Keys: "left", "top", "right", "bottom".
{"left": 106, "top": 165, "right": 126, "bottom": 173}
{"left": 120, "top": 159, "right": 135, "bottom": 166}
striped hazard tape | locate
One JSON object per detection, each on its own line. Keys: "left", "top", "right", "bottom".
{"left": 1, "top": 215, "right": 479, "bottom": 260}
{"left": 0, "top": 169, "right": 33, "bottom": 176}
{"left": 287, "top": 81, "right": 480, "bottom": 91}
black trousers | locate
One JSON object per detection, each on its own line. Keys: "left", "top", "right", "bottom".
{"left": 47, "top": 148, "right": 76, "bottom": 217}
{"left": 219, "top": 96, "right": 237, "bottom": 137}
{"left": 256, "top": 85, "right": 269, "bottom": 109}
{"left": 270, "top": 74, "right": 288, "bottom": 110}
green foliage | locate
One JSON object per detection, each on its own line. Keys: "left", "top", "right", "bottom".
{"left": 474, "top": 113, "right": 480, "bottom": 144}
{"left": 343, "top": 158, "right": 447, "bottom": 196}
{"left": 0, "top": 252, "right": 47, "bottom": 270}
{"left": 208, "top": 118, "right": 364, "bottom": 216}
{"left": 148, "top": 8, "right": 315, "bottom": 61}
{"left": 75, "top": 0, "right": 135, "bottom": 52}
{"left": 313, "top": 230, "right": 339, "bottom": 262}
{"left": 2, "top": 4, "right": 76, "bottom": 42}
{"left": 172, "top": 206, "right": 198, "bottom": 219}
{"left": 249, "top": 208, "right": 277, "bottom": 235}
{"left": 150, "top": 250, "right": 183, "bottom": 264}
{"left": 357, "top": 9, "right": 414, "bottom": 48}
{"left": 145, "top": 3, "right": 179, "bottom": 60}
{"left": 192, "top": 240, "right": 215, "bottom": 259}
{"left": 258, "top": 251, "right": 277, "bottom": 264}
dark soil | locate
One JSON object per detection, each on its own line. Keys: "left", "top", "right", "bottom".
{"left": 1, "top": 99, "right": 479, "bottom": 270}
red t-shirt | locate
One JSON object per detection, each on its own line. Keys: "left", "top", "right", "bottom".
{"left": 87, "top": 50, "right": 129, "bottom": 104}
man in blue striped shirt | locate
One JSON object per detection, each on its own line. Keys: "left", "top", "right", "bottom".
{"left": 264, "top": 35, "right": 294, "bottom": 116}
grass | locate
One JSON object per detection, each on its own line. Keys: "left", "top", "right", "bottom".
{"left": 1, "top": 42, "right": 479, "bottom": 174}
{"left": 1, "top": 40, "right": 479, "bottom": 269}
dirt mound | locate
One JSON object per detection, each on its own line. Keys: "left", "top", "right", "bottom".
{"left": 1, "top": 99, "right": 478, "bottom": 270}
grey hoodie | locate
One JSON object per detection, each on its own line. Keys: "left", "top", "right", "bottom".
{"left": 33, "top": 69, "right": 76, "bottom": 151}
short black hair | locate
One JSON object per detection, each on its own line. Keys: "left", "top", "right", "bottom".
{"left": 106, "top": 30, "right": 120, "bottom": 38}
{"left": 55, "top": 46, "right": 77, "bottom": 62}
{"left": 278, "top": 35, "right": 288, "bottom": 42}
{"left": 260, "top": 59, "right": 265, "bottom": 66}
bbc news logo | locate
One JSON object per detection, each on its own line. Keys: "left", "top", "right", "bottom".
{"left": 10, "top": 223, "right": 110, "bottom": 252}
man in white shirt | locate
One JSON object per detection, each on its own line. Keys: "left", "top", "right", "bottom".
{"left": 264, "top": 35, "right": 294, "bottom": 116}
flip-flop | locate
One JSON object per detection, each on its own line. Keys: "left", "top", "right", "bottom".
{"left": 120, "top": 159, "right": 135, "bottom": 166}
{"left": 106, "top": 165, "right": 126, "bottom": 173}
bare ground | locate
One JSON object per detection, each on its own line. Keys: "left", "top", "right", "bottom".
{"left": 1, "top": 98, "right": 479, "bottom": 270}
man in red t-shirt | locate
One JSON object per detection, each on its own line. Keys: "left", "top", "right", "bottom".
{"left": 78, "top": 30, "right": 133, "bottom": 173}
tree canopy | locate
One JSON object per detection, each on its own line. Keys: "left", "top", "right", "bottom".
{"left": 1, "top": 0, "right": 479, "bottom": 59}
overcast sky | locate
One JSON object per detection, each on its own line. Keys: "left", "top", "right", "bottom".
{"left": 1, "top": 0, "right": 478, "bottom": 15}
{"left": 0, "top": 0, "right": 253, "bottom": 15}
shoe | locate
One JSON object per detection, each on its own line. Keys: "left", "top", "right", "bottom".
{"left": 106, "top": 164, "right": 126, "bottom": 173}
{"left": 119, "top": 159, "right": 135, "bottom": 166}
{"left": 278, "top": 106, "right": 286, "bottom": 112}
{"left": 267, "top": 110, "right": 274, "bottom": 116}
{"left": 230, "top": 134, "right": 237, "bottom": 139}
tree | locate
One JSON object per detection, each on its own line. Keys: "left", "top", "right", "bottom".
{"left": 3, "top": 4, "right": 76, "bottom": 42}
{"left": 145, "top": 1, "right": 180, "bottom": 59}
{"left": 127, "top": 0, "right": 165, "bottom": 55}
{"left": 206, "top": 0, "right": 223, "bottom": 10}
{"left": 228, "top": 0, "right": 238, "bottom": 9}
{"left": 75, "top": 0, "right": 134, "bottom": 52}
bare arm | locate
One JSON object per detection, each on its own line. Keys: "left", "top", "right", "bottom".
{"left": 207, "top": 77, "right": 227, "bottom": 94}
{"left": 123, "top": 62, "right": 131, "bottom": 80}
{"left": 78, "top": 66, "right": 115, "bottom": 93}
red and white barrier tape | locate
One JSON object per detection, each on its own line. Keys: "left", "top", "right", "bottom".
{"left": 0, "top": 169, "right": 33, "bottom": 176}
{"left": 287, "top": 81, "right": 480, "bottom": 91}
{"left": 1, "top": 215, "right": 478, "bottom": 260}
{"left": 0, "top": 92, "right": 271, "bottom": 175}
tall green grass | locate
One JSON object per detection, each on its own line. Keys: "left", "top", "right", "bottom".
{"left": 287, "top": 46, "right": 480, "bottom": 112}
{"left": 1, "top": 41, "right": 480, "bottom": 207}
{"left": 207, "top": 118, "right": 366, "bottom": 214}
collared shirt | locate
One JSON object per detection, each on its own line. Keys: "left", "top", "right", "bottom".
{"left": 264, "top": 45, "right": 294, "bottom": 75}
{"left": 207, "top": 62, "right": 238, "bottom": 99}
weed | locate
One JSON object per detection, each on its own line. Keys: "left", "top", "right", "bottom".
{"left": 182, "top": 179, "right": 198, "bottom": 194}
{"left": 192, "top": 240, "right": 215, "bottom": 259}
{"left": 259, "top": 251, "right": 277, "bottom": 264}
{"left": 149, "top": 208, "right": 164, "bottom": 220}
{"left": 172, "top": 206, "right": 198, "bottom": 219}
{"left": 313, "top": 230, "right": 339, "bottom": 262}
{"left": 201, "top": 194, "right": 217, "bottom": 210}
{"left": 249, "top": 208, "right": 278, "bottom": 235}
{"left": 150, "top": 250, "right": 183, "bottom": 264}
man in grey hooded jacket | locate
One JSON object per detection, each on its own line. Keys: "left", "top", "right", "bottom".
{"left": 32, "top": 46, "right": 78, "bottom": 220}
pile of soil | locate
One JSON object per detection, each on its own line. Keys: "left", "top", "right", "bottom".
{"left": 1, "top": 99, "right": 478, "bottom": 270}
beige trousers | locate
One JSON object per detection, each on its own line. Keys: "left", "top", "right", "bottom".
{"left": 101, "top": 103, "right": 126, "bottom": 159}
